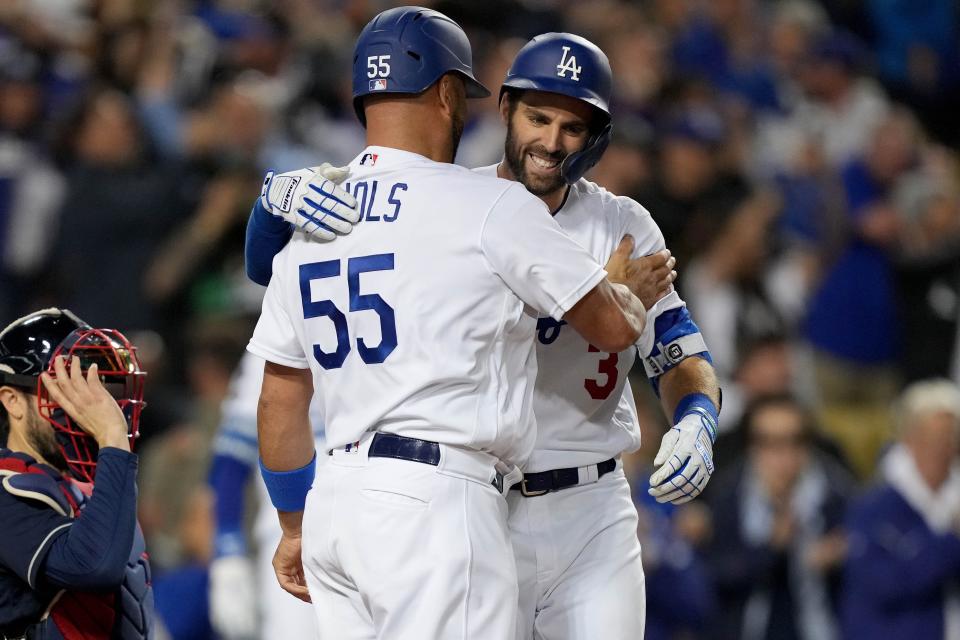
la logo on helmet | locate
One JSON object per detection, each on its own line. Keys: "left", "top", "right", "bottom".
{"left": 556, "top": 46, "right": 582, "bottom": 81}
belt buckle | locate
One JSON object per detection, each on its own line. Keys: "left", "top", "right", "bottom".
{"left": 519, "top": 478, "right": 549, "bottom": 497}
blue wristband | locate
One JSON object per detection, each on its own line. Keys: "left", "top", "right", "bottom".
{"left": 259, "top": 452, "right": 317, "bottom": 512}
{"left": 674, "top": 393, "right": 719, "bottom": 443}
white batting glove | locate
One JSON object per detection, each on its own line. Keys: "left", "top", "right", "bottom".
{"left": 260, "top": 163, "right": 358, "bottom": 241}
{"left": 209, "top": 554, "right": 258, "bottom": 640}
{"left": 648, "top": 410, "right": 717, "bottom": 505}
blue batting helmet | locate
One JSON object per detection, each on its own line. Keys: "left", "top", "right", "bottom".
{"left": 352, "top": 6, "right": 491, "bottom": 126}
{"left": 501, "top": 33, "right": 613, "bottom": 184}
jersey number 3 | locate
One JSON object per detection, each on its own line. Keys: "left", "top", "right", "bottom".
{"left": 585, "top": 345, "right": 618, "bottom": 400}
{"left": 299, "top": 254, "right": 397, "bottom": 369}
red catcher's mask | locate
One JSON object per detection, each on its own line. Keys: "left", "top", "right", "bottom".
{"left": 36, "top": 328, "right": 146, "bottom": 482}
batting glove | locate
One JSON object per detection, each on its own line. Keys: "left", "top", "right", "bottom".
{"left": 260, "top": 163, "right": 358, "bottom": 241}
{"left": 209, "top": 554, "right": 258, "bottom": 640}
{"left": 648, "top": 409, "right": 717, "bottom": 505}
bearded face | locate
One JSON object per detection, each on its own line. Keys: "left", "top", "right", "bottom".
{"left": 27, "top": 404, "right": 69, "bottom": 472}
{"left": 501, "top": 91, "right": 595, "bottom": 197}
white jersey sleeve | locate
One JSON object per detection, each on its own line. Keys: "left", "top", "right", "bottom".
{"left": 249, "top": 266, "right": 310, "bottom": 369}
{"left": 615, "top": 195, "right": 666, "bottom": 258}
{"left": 480, "top": 183, "right": 606, "bottom": 321}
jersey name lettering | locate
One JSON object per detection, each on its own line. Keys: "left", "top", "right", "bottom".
{"left": 345, "top": 180, "right": 407, "bottom": 223}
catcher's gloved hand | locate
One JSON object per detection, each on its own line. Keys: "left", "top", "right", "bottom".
{"left": 260, "top": 163, "right": 358, "bottom": 241}
{"left": 648, "top": 408, "right": 717, "bottom": 505}
{"left": 209, "top": 554, "right": 258, "bottom": 640}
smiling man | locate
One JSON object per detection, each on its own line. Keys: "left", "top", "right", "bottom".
{"left": 474, "top": 34, "right": 720, "bottom": 639}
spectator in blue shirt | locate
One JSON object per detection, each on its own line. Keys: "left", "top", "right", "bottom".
{"left": 842, "top": 378, "right": 960, "bottom": 640}
{"left": 705, "top": 394, "right": 853, "bottom": 640}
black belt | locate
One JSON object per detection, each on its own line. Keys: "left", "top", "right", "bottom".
{"left": 366, "top": 432, "right": 510, "bottom": 493}
{"left": 512, "top": 458, "right": 617, "bottom": 497}
{"left": 368, "top": 432, "right": 441, "bottom": 465}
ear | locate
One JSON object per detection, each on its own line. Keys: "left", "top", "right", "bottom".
{"left": 436, "top": 73, "right": 463, "bottom": 120}
{"left": 0, "top": 386, "right": 26, "bottom": 420}
{"left": 499, "top": 91, "right": 512, "bottom": 125}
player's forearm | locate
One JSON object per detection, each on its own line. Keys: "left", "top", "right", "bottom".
{"left": 658, "top": 357, "right": 720, "bottom": 421}
{"left": 258, "top": 363, "right": 316, "bottom": 533}
{"left": 257, "top": 362, "right": 315, "bottom": 473}
{"left": 609, "top": 282, "right": 647, "bottom": 343}
{"left": 564, "top": 281, "right": 646, "bottom": 353}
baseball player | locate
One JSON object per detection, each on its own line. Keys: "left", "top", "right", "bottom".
{"left": 248, "top": 8, "right": 648, "bottom": 640}
{"left": 490, "top": 34, "right": 719, "bottom": 639}
{"left": 248, "top": 32, "right": 721, "bottom": 639}
{"left": 0, "top": 308, "right": 153, "bottom": 639}
{"left": 207, "top": 351, "right": 324, "bottom": 640}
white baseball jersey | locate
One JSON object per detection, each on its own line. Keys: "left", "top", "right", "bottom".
{"left": 248, "top": 146, "right": 607, "bottom": 468}
{"left": 476, "top": 165, "right": 691, "bottom": 472}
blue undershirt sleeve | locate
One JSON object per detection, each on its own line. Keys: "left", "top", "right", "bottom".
{"left": 245, "top": 200, "right": 293, "bottom": 286}
{"left": 39, "top": 448, "right": 139, "bottom": 591}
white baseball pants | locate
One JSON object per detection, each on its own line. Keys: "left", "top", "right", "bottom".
{"left": 301, "top": 438, "right": 519, "bottom": 639}
{"left": 508, "top": 465, "right": 646, "bottom": 640}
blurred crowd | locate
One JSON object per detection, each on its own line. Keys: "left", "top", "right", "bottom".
{"left": 1, "top": 0, "right": 959, "bottom": 638}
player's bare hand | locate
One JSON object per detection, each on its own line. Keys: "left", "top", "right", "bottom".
{"left": 605, "top": 236, "right": 676, "bottom": 309}
{"left": 260, "top": 163, "right": 359, "bottom": 242}
{"left": 273, "top": 530, "right": 311, "bottom": 603}
{"left": 40, "top": 356, "right": 130, "bottom": 451}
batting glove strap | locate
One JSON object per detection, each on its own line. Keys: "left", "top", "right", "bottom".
{"left": 672, "top": 392, "right": 719, "bottom": 442}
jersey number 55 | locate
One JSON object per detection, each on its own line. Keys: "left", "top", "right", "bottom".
{"left": 299, "top": 253, "right": 398, "bottom": 369}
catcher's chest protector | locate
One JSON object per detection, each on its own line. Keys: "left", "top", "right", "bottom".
{"left": 0, "top": 455, "right": 154, "bottom": 640}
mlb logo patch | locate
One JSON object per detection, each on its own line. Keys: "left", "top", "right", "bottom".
{"left": 360, "top": 153, "right": 379, "bottom": 166}
{"left": 369, "top": 78, "right": 388, "bottom": 91}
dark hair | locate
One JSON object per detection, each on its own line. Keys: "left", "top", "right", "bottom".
{"left": 734, "top": 331, "right": 789, "bottom": 372}
{"left": 502, "top": 87, "right": 523, "bottom": 119}
{"left": 740, "top": 393, "right": 815, "bottom": 445}
{"left": 49, "top": 85, "right": 149, "bottom": 168}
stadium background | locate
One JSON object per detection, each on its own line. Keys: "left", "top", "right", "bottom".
{"left": 1, "top": 0, "right": 959, "bottom": 638}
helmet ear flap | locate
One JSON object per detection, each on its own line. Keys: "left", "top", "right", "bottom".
{"left": 560, "top": 122, "right": 612, "bottom": 185}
